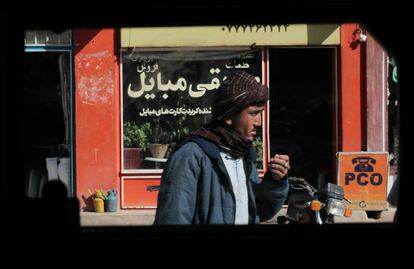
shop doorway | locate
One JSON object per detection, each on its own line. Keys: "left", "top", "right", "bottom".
{"left": 268, "top": 48, "right": 335, "bottom": 189}
{"left": 22, "top": 52, "right": 73, "bottom": 197}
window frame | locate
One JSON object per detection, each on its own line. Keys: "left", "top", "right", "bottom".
{"left": 119, "top": 47, "right": 270, "bottom": 177}
{"left": 24, "top": 34, "right": 76, "bottom": 197}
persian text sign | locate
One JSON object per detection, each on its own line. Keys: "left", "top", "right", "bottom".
{"left": 337, "top": 152, "right": 389, "bottom": 210}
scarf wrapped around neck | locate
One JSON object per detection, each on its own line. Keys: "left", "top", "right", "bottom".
{"left": 175, "top": 123, "right": 252, "bottom": 159}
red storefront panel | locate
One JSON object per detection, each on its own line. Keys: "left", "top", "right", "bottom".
{"left": 74, "top": 29, "right": 120, "bottom": 211}
{"left": 122, "top": 176, "right": 160, "bottom": 208}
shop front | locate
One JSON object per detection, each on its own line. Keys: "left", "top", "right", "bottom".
{"left": 23, "top": 23, "right": 397, "bottom": 220}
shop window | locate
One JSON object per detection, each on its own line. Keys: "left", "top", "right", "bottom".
{"left": 121, "top": 49, "right": 266, "bottom": 172}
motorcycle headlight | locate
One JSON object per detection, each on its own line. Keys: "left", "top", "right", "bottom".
{"left": 326, "top": 199, "right": 349, "bottom": 216}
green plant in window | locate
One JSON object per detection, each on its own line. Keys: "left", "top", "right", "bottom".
{"left": 253, "top": 137, "right": 263, "bottom": 158}
{"left": 253, "top": 137, "right": 264, "bottom": 170}
{"left": 168, "top": 126, "right": 190, "bottom": 143}
{"left": 123, "top": 122, "right": 152, "bottom": 148}
{"left": 151, "top": 118, "right": 169, "bottom": 144}
{"left": 163, "top": 112, "right": 190, "bottom": 143}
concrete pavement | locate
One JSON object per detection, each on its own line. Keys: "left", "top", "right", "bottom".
{"left": 80, "top": 205, "right": 397, "bottom": 226}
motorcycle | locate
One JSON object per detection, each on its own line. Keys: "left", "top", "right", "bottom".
{"left": 278, "top": 177, "right": 353, "bottom": 224}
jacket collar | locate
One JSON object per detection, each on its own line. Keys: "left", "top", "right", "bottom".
{"left": 190, "top": 137, "right": 256, "bottom": 161}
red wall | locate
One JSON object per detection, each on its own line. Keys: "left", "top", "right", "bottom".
{"left": 340, "top": 23, "right": 363, "bottom": 152}
{"left": 74, "top": 29, "right": 120, "bottom": 211}
{"left": 366, "top": 33, "right": 388, "bottom": 152}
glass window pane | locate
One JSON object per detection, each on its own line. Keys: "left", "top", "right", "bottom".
{"left": 59, "top": 30, "right": 71, "bottom": 45}
{"left": 121, "top": 49, "right": 265, "bottom": 171}
{"left": 45, "top": 30, "right": 59, "bottom": 45}
{"left": 24, "top": 30, "right": 71, "bottom": 46}
{"left": 24, "top": 31, "right": 35, "bottom": 45}
{"left": 35, "top": 30, "right": 47, "bottom": 45}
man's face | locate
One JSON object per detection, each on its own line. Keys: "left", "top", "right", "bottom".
{"left": 228, "top": 104, "right": 264, "bottom": 142}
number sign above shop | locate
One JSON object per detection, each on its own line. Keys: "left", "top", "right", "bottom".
{"left": 121, "top": 24, "right": 340, "bottom": 48}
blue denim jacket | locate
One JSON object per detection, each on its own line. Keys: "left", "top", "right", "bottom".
{"left": 154, "top": 137, "right": 289, "bottom": 225}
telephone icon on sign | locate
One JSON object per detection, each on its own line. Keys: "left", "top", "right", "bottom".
{"left": 352, "top": 157, "right": 376, "bottom": 172}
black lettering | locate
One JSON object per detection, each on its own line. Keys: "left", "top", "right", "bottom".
{"left": 357, "top": 173, "right": 369, "bottom": 186}
{"left": 345, "top": 173, "right": 355, "bottom": 185}
{"left": 370, "top": 173, "right": 383, "bottom": 186}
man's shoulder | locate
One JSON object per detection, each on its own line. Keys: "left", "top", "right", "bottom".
{"left": 175, "top": 137, "right": 220, "bottom": 160}
{"left": 176, "top": 141, "right": 204, "bottom": 154}
{"left": 172, "top": 141, "right": 207, "bottom": 160}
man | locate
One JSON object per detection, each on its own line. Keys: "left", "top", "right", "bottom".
{"left": 154, "top": 70, "right": 290, "bottom": 225}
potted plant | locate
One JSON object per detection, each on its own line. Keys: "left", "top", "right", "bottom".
{"left": 148, "top": 118, "right": 170, "bottom": 159}
{"left": 123, "top": 122, "right": 152, "bottom": 169}
{"left": 253, "top": 137, "right": 264, "bottom": 170}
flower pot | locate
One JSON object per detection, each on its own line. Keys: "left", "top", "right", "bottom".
{"left": 123, "top": 148, "right": 144, "bottom": 169}
{"left": 148, "top": 144, "right": 169, "bottom": 159}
